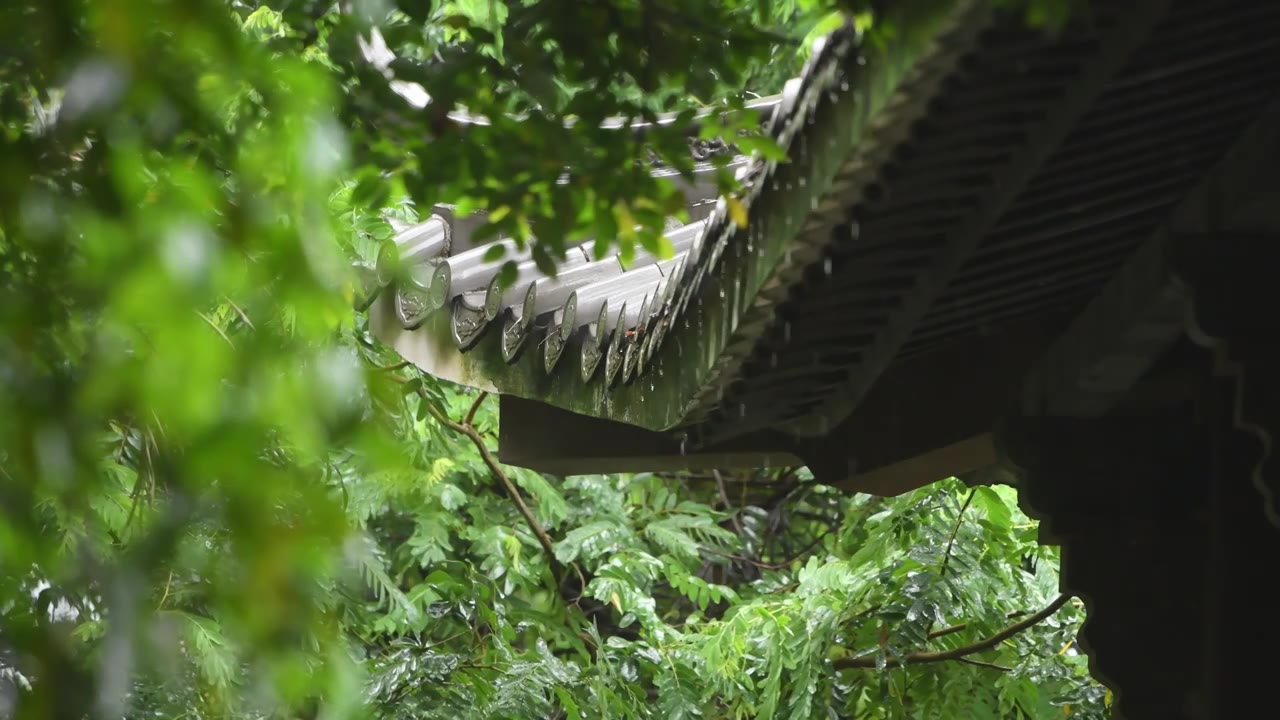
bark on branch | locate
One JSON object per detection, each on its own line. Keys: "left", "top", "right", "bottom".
{"left": 422, "top": 391, "right": 559, "bottom": 568}
{"left": 834, "top": 594, "right": 1072, "bottom": 670}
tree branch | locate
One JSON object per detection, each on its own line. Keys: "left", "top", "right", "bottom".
{"left": 957, "top": 657, "right": 1012, "bottom": 672}
{"left": 464, "top": 391, "right": 489, "bottom": 427}
{"left": 929, "top": 609, "right": 1031, "bottom": 639}
{"left": 713, "top": 469, "right": 746, "bottom": 536}
{"left": 421, "top": 390, "right": 559, "bottom": 571}
{"left": 834, "top": 594, "right": 1072, "bottom": 670}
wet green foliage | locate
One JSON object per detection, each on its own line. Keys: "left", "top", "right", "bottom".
{"left": 2, "top": 0, "right": 1106, "bottom": 718}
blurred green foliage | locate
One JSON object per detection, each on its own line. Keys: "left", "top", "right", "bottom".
{"left": 2, "top": 0, "right": 1106, "bottom": 718}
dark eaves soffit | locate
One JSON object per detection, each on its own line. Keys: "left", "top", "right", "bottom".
{"left": 365, "top": 0, "right": 991, "bottom": 435}
{"left": 687, "top": 0, "right": 1280, "bottom": 448}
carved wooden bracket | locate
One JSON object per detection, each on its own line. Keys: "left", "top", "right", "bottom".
{"left": 996, "top": 416, "right": 1209, "bottom": 720}
{"left": 1173, "top": 234, "right": 1280, "bottom": 529}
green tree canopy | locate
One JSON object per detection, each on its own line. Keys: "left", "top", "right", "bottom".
{"left": 1, "top": 1, "right": 1106, "bottom": 718}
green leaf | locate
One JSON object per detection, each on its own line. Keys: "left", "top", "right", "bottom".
{"left": 352, "top": 175, "right": 390, "bottom": 209}
{"left": 643, "top": 519, "right": 700, "bottom": 562}
{"left": 553, "top": 687, "right": 583, "bottom": 720}
{"left": 497, "top": 260, "right": 518, "bottom": 289}
{"left": 483, "top": 243, "right": 508, "bottom": 262}
{"left": 439, "top": 483, "right": 467, "bottom": 511}
{"left": 974, "top": 486, "right": 1014, "bottom": 531}
{"left": 735, "top": 134, "right": 788, "bottom": 161}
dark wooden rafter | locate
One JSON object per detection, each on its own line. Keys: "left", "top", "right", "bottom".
{"left": 891, "top": 0, "right": 1280, "bottom": 364}
{"left": 682, "top": 1, "right": 1171, "bottom": 447}
{"left": 685, "top": 0, "right": 1280, "bottom": 451}
{"left": 1016, "top": 99, "right": 1280, "bottom": 520}
{"left": 795, "top": 311, "right": 1069, "bottom": 493}
{"left": 776, "top": 0, "right": 1171, "bottom": 439}
{"left": 673, "top": 0, "right": 995, "bottom": 434}
{"left": 1019, "top": 107, "right": 1277, "bottom": 413}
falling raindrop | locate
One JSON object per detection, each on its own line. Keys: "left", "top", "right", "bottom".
{"left": 810, "top": 197, "right": 818, "bottom": 210}
{"left": 784, "top": 322, "right": 792, "bottom": 342}
{"left": 840, "top": 80, "right": 850, "bottom": 92}
{"left": 823, "top": 257, "right": 833, "bottom": 276}
{"left": 679, "top": 434, "right": 688, "bottom": 456}
{"left": 799, "top": 177, "right": 807, "bottom": 188}
{"left": 739, "top": 403, "right": 746, "bottom": 417}
{"left": 770, "top": 353, "right": 778, "bottom": 368}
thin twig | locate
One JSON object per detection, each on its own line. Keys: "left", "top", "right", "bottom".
{"left": 157, "top": 571, "right": 174, "bottom": 610}
{"left": 957, "top": 657, "right": 1012, "bottom": 672}
{"left": 197, "top": 311, "right": 234, "bottom": 347}
{"left": 465, "top": 391, "right": 489, "bottom": 427}
{"left": 834, "top": 594, "right": 1072, "bottom": 670}
{"left": 422, "top": 391, "right": 560, "bottom": 573}
{"left": 713, "top": 469, "right": 746, "bottom": 536}
{"left": 224, "top": 297, "right": 254, "bottom": 329}
{"left": 376, "top": 360, "right": 412, "bottom": 372}
{"left": 939, "top": 488, "right": 976, "bottom": 578}
{"left": 929, "top": 609, "right": 1030, "bottom": 639}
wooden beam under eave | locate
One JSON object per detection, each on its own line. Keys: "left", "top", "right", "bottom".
{"left": 498, "top": 311, "right": 1073, "bottom": 495}
{"left": 497, "top": 395, "right": 803, "bottom": 476}
{"left": 837, "top": 433, "right": 999, "bottom": 496}
{"left": 796, "top": 311, "right": 1074, "bottom": 494}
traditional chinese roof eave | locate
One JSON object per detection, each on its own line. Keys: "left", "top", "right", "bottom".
{"left": 369, "top": 0, "right": 1280, "bottom": 500}
{"left": 367, "top": 0, "right": 982, "bottom": 435}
